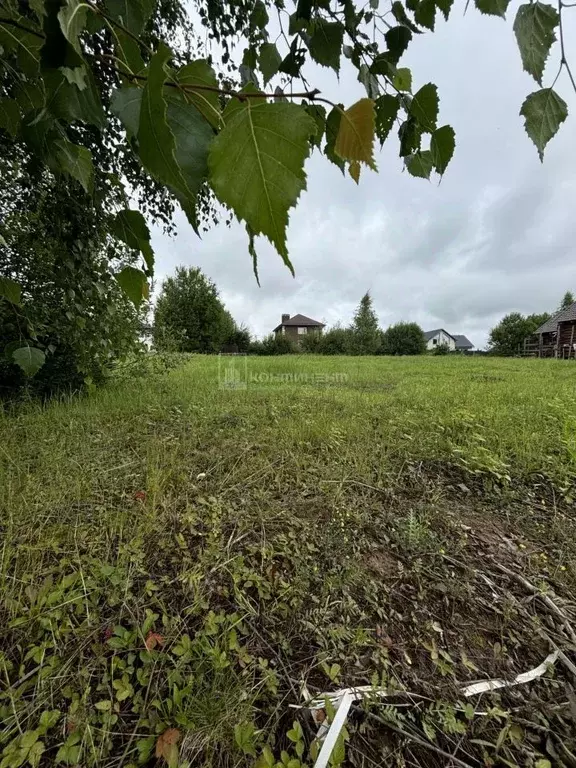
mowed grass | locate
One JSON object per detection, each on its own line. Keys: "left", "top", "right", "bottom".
{"left": 2, "top": 355, "right": 576, "bottom": 768}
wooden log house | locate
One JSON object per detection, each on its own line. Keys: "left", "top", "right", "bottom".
{"left": 522, "top": 302, "right": 576, "bottom": 358}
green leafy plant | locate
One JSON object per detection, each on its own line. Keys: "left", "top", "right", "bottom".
{"left": 381, "top": 321, "right": 427, "bottom": 355}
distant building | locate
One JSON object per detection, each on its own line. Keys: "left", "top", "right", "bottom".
{"left": 453, "top": 334, "right": 474, "bottom": 351}
{"left": 423, "top": 329, "right": 456, "bottom": 351}
{"left": 523, "top": 302, "right": 576, "bottom": 358}
{"left": 273, "top": 313, "right": 325, "bottom": 344}
{"left": 424, "top": 329, "right": 474, "bottom": 352}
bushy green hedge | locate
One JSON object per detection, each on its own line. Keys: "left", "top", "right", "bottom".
{"left": 249, "top": 334, "right": 295, "bottom": 355}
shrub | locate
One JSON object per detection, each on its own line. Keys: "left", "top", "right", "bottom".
{"left": 317, "top": 327, "right": 354, "bottom": 355}
{"left": 299, "top": 332, "right": 323, "bottom": 353}
{"left": 223, "top": 324, "right": 251, "bottom": 352}
{"left": 381, "top": 322, "right": 426, "bottom": 355}
{"left": 250, "top": 334, "right": 295, "bottom": 355}
{"left": 433, "top": 343, "right": 450, "bottom": 355}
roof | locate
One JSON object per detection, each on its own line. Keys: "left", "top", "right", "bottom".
{"left": 273, "top": 314, "right": 325, "bottom": 331}
{"left": 535, "top": 302, "right": 576, "bottom": 334}
{"left": 423, "top": 329, "right": 456, "bottom": 342}
{"left": 453, "top": 334, "right": 473, "bottom": 349}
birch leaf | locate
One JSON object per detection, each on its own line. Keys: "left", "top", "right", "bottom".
{"left": 208, "top": 101, "right": 315, "bottom": 270}
{"left": 334, "top": 98, "right": 377, "bottom": 170}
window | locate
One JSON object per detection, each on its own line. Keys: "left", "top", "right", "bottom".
{"left": 298, "top": 327, "right": 307, "bottom": 335}
{"left": 432, "top": 338, "right": 437, "bottom": 345}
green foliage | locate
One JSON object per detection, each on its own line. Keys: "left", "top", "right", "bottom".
{"left": 209, "top": 101, "right": 315, "bottom": 269}
{"left": 475, "top": 0, "right": 511, "bottom": 17}
{"left": 488, "top": 311, "right": 551, "bottom": 355}
{"left": 319, "top": 326, "right": 354, "bottom": 355}
{"left": 111, "top": 210, "right": 154, "bottom": 273}
{"left": 115, "top": 266, "right": 149, "bottom": 308}
{"left": 224, "top": 323, "right": 251, "bottom": 352}
{"left": 409, "top": 83, "right": 438, "bottom": 132}
{"left": 299, "top": 330, "right": 324, "bottom": 354}
{"left": 12, "top": 345, "right": 46, "bottom": 376}
{"left": 560, "top": 290, "right": 575, "bottom": 309}
{"left": 375, "top": 94, "right": 399, "bottom": 145}
{"left": 520, "top": 88, "right": 568, "bottom": 161}
{"left": 513, "top": 2, "right": 558, "bottom": 85}
{"left": 350, "top": 292, "right": 381, "bottom": 354}
{"left": 52, "top": 140, "right": 93, "bottom": 193}
{"left": 153, "top": 266, "right": 239, "bottom": 353}
{"left": 0, "top": 276, "right": 21, "bottom": 305}
{"left": 259, "top": 42, "right": 282, "bottom": 84}
{"left": 308, "top": 19, "right": 344, "bottom": 72}
{"left": 0, "top": 170, "right": 142, "bottom": 398}
{"left": 381, "top": 321, "right": 426, "bottom": 355}
{"left": 430, "top": 125, "right": 455, "bottom": 174}
{"left": 250, "top": 333, "right": 295, "bottom": 355}
{"left": 138, "top": 44, "right": 197, "bottom": 226}
{"left": 2, "top": 0, "right": 567, "bottom": 295}
{"left": 393, "top": 67, "right": 412, "bottom": 92}
{"left": 432, "top": 342, "right": 450, "bottom": 355}
{"left": 300, "top": 325, "right": 353, "bottom": 355}
{"left": 405, "top": 149, "right": 433, "bottom": 178}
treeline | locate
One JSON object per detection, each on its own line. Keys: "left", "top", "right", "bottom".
{"left": 153, "top": 274, "right": 433, "bottom": 357}
{"left": 250, "top": 297, "right": 429, "bottom": 356}
{"left": 250, "top": 322, "right": 427, "bottom": 356}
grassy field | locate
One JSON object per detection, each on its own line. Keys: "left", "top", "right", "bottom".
{"left": 2, "top": 355, "right": 576, "bottom": 768}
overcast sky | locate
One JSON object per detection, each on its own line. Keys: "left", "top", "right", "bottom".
{"left": 151, "top": 3, "right": 576, "bottom": 348}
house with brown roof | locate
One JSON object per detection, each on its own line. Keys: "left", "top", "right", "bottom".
{"left": 523, "top": 302, "right": 576, "bottom": 358}
{"left": 273, "top": 313, "right": 325, "bottom": 343}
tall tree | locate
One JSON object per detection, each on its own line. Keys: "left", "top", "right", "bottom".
{"left": 560, "top": 291, "right": 575, "bottom": 310}
{"left": 488, "top": 312, "right": 550, "bottom": 356}
{"left": 153, "top": 266, "right": 237, "bottom": 353}
{"left": 350, "top": 293, "right": 381, "bottom": 355}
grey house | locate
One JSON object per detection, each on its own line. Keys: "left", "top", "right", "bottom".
{"left": 453, "top": 334, "right": 473, "bottom": 351}
{"left": 423, "top": 329, "right": 456, "bottom": 350}
{"left": 424, "top": 329, "right": 474, "bottom": 351}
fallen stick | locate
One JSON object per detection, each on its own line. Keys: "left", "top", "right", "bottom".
{"left": 540, "top": 630, "right": 576, "bottom": 679}
{"left": 359, "top": 709, "right": 479, "bottom": 768}
{"left": 493, "top": 562, "right": 576, "bottom": 645}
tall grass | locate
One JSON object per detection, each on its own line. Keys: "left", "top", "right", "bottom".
{"left": 1, "top": 355, "right": 575, "bottom": 767}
